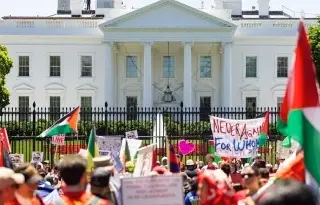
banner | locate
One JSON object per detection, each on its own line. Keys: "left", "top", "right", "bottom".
{"left": 210, "top": 116, "right": 265, "bottom": 158}
{"left": 133, "top": 144, "right": 155, "bottom": 177}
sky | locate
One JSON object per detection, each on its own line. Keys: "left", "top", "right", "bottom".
{"left": 0, "top": 0, "right": 319, "bottom": 18}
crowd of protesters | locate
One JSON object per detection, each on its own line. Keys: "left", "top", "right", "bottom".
{"left": 0, "top": 152, "right": 318, "bottom": 205}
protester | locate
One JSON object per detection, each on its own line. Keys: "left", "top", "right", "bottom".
{"left": 256, "top": 180, "right": 318, "bottom": 205}
{"left": 185, "top": 177, "right": 199, "bottom": 205}
{"left": 50, "top": 155, "right": 110, "bottom": 205}
{"left": 5, "top": 164, "right": 44, "bottom": 205}
{"left": 90, "top": 167, "right": 116, "bottom": 204}
{"left": 259, "top": 168, "right": 269, "bottom": 186}
{"left": 220, "top": 162, "right": 232, "bottom": 183}
{"left": 0, "top": 167, "right": 24, "bottom": 205}
{"left": 197, "top": 169, "right": 236, "bottom": 205}
{"left": 251, "top": 156, "right": 261, "bottom": 169}
{"left": 234, "top": 166, "right": 261, "bottom": 201}
{"left": 161, "top": 157, "right": 168, "bottom": 168}
{"left": 198, "top": 161, "right": 205, "bottom": 170}
{"left": 201, "top": 154, "right": 217, "bottom": 171}
{"left": 185, "top": 159, "right": 198, "bottom": 178}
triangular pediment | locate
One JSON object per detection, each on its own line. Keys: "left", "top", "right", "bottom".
{"left": 76, "top": 84, "right": 97, "bottom": 90}
{"left": 45, "top": 83, "right": 65, "bottom": 90}
{"left": 13, "top": 83, "right": 34, "bottom": 90}
{"left": 99, "top": 0, "right": 236, "bottom": 29}
{"left": 241, "top": 84, "right": 260, "bottom": 91}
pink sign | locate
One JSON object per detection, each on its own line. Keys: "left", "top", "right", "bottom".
{"left": 178, "top": 140, "right": 195, "bottom": 155}
{"left": 51, "top": 134, "right": 65, "bottom": 146}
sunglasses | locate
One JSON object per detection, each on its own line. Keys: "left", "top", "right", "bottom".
{"left": 241, "top": 173, "right": 255, "bottom": 178}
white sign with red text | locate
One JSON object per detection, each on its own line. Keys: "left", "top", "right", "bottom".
{"left": 210, "top": 116, "right": 265, "bottom": 158}
{"left": 121, "top": 175, "right": 184, "bottom": 205}
{"left": 51, "top": 134, "right": 65, "bottom": 145}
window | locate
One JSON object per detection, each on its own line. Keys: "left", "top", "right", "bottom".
{"left": 18, "top": 56, "right": 30, "bottom": 77}
{"left": 200, "top": 56, "right": 212, "bottom": 78}
{"left": 245, "top": 56, "right": 257, "bottom": 78}
{"left": 50, "top": 56, "right": 61, "bottom": 77}
{"left": 200, "top": 97, "right": 211, "bottom": 121}
{"left": 163, "top": 56, "right": 175, "bottom": 78}
{"left": 245, "top": 97, "right": 257, "bottom": 119}
{"left": 126, "top": 96, "right": 137, "bottom": 120}
{"left": 277, "top": 97, "right": 284, "bottom": 109}
{"left": 49, "top": 96, "right": 61, "bottom": 120}
{"left": 277, "top": 57, "right": 288, "bottom": 78}
{"left": 80, "top": 96, "right": 92, "bottom": 121}
{"left": 81, "top": 56, "right": 92, "bottom": 77}
{"left": 18, "top": 96, "right": 29, "bottom": 121}
{"left": 126, "top": 56, "right": 138, "bottom": 78}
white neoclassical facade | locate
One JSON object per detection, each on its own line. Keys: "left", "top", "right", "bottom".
{"left": 0, "top": 0, "right": 317, "bottom": 110}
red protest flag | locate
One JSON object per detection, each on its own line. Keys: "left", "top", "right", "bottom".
{"left": 0, "top": 128, "right": 10, "bottom": 153}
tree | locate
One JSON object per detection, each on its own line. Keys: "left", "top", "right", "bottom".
{"left": 308, "top": 19, "right": 320, "bottom": 85}
{"left": 0, "top": 45, "right": 13, "bottom": 108}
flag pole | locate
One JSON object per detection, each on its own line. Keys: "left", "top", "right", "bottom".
{"left": 165, "top": 135, "right": 170, "bottom": 171}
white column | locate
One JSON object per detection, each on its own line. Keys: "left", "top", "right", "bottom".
{"left": 143, "top": 42, "right": 153, "bottom": 107}
{"left": 222, "top": 42, "right": 233, "bottom": 107}
{"left": 104, "top": 42, "right": 114, "bottom": 107}
{"left": 183, "top": 42, "right": 193, "bottom": 108}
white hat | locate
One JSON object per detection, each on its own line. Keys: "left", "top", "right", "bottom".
{"left": 186, "top": 159, "right": 194, "bottom": 166}
{"left": 0, "top": 167, "right": 24, "bottom": 190}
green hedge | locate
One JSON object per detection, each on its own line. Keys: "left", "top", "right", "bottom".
{"left": 2, "top": 119, "right": 279, "bottom": 137}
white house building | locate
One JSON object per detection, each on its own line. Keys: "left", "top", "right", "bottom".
{"left": 0, "top": 0, "right": 317, "bottom": 111}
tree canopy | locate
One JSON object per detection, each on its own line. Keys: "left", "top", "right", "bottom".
{"left": 0, "top": 45, "right": 13, "bottom": 108}
{"left": 308, "top": 19, "right": 320, "bottom": 85}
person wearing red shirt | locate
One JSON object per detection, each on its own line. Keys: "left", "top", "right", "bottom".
{"left": 50, "top": 155, "right": 110, "bottom": 205}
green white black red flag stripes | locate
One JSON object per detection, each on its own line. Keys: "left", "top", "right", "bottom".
{"left": 37, "top": 107, "right": 80, "bottom": 138}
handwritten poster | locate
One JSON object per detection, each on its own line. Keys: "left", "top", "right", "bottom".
{"left": 31, "top": 152, "right": 43, "bottom": 163}
{"left": 121, "top": 175, "right": 184, "bottom": 205}
{"left": 9, "top": 154, "right": 24, "bottom": 167}
{"left": 276, "top": 140, "right": 299, "bottom": 159}
{"left": 125, "top": 130, "right": 138, "bottom": 139}
{"left": 133, "top": 144, "right": 155, "bottom": 177}
{"left": 119, "top": 138, "right": 142, "bottom": 160}
{"left": 96, "top": 136, "right": 122, "bottom": 156}
{"left": 210, "top": 116, "right": 265, "bottom": 158}
{"left": 51, "top": 134, "right": 65, "bottom": 145}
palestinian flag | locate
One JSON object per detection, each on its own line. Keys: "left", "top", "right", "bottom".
{"left": 277, "top": 21, "right": 320, "bottom": 184}
{"left": 86, "top": 127, "right": 100, "bottom": 173}
{"left": 258, "top": 110, "right": 269, "bottom": 146}
{"left": 37, "top": 106, "right": 80, "bottom": 138}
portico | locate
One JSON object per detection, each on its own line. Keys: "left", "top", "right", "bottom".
{"left": 99, "top": 0, "right": 236, "bottom": 108}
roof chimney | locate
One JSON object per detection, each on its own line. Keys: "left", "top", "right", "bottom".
{"left": 258, "top": 0, "right": 270, "bottom": 18}
{"left": 70, "top": 0, "right": 83, "bottom": 17}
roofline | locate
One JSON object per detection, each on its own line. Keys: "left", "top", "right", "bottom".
{"left": 99, "top": 0, "right": 236, "bottom": 29}
{"left": 232, "top": 18, "right": 319, "bottom": 20}
{"left": 1, "top": 16, "right": 103, "bottom": 20}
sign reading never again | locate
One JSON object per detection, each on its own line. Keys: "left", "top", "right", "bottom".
{"left": 210, "top": 116, "right": 265, "bottom": 158}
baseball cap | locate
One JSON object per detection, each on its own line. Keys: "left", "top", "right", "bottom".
{"left": 14, "top": 164, "right": 43, "bottom": 184}
{"left": 90, "top": 167, "right": 111, "bottom": 188}
{"left": 0, "top": 167, "right": 24, "bottom": 190}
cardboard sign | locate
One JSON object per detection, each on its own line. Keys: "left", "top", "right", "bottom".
{"left": 133, "top": 144, "right": 155, "bottom": 177}
{"left": 121, "top": 175, "right": 184, "bottom": 205}
{"left": 96, "top": 136, "right": 122, "bottom": 156}
{"left": 31, "top": 152, "right": 43, "bottom": 163}
{"left": 125, "top": 130, "right": 138, "bottom": 139}
{"left": 51, "top": 135, "right": 65, "bottom": 145}
{"left": 210, "top": 116, "right": 265, "bottom": 158}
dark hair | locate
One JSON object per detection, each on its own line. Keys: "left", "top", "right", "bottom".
{"left": 259, "top": 168, "right": 269, "bottom": 179}
{"left": 190, "top": 177, "right": 198, "bottom": 192}
{"left": 242, "top": 166, "right": 260, "bottom": 177}
{"left": 220, "top": 162, "right": 231, "bottom": 176}
{"left": 257, "top": 180, "right": 317, "bottom": 205}
{"left": 58, "top": 155, "right": 86, "bottom": 186}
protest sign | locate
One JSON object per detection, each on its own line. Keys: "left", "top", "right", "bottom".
{"left": 276, "top": 140, "right": 299, "bottom": 159}
{"left": 133, "top": 144, "right": 155, "bottom": 177}
{"left": 210, "top": 116, "right": 265, "bottom": 158}
{"left": 31, "top": 152, "right": 43, "bottom": 163}
{"left": 112, "top": 151, "right": 123, "bottom": 172}
{"left": 9, "top": 154, "right": 24, "bottom": 167}
{"left": 96, "top": 136, "right": 122, "bottom": 156}
{"left": 119, "top": 138, "right": 142, "bottom": 160}
{"left": 121, "top": 175, "right": 184, "bottom": 205}
{"left": 51, "top": 135, "right": 65, "bottom": 145}
{"left": 125, "top": 130, "right": 138, "bottom": 139}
